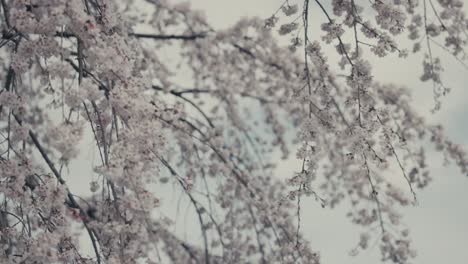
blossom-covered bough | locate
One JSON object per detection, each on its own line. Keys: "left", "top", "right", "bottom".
{"left": 0, "top": 0, "right": 466, "bottom": 263}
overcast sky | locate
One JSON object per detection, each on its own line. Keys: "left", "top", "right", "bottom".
{"left": 178, "top": 1, "right": 468, "bottom": 263}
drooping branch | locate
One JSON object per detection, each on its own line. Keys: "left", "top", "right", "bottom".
{"left": 129, "top": 32, "right": 207, "bottom": 40}
{"left": 12, "top": 113, "right": 103, "bottom": 263}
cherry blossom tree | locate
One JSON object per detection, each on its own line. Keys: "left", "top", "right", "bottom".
{"left": 0, "top": 0, "right": 467, "bottom": 263}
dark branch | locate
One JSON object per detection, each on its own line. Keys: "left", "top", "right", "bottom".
{"left": 129, "top": 32, "right": 207, "bottom": 40}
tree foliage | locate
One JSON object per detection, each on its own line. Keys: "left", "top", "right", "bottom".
{"left": 0, "top": 0, "right": 467, "bottom": 263}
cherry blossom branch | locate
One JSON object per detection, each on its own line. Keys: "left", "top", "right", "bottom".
{"left": 429, "top": 37, "right": 468, "bottom": 70}
{"left": 247, "top": 206, "right": 267, "bottom": 264}
{"left": 156, "top": 115, "right": 306, "bottom": 261}
{"left": 376, "top": 114, "right": 418, "bottom": 204}
{"left": 131, "top": 32, "right": 287, "bottom": 74}
{"left": 313, "top": 0, "right": 353, "bottom": 66}
{"left": 427, "top": 0, "right": 447, "bottom": 30}
{"left": 0, "top": 0, "right": 11, "bottom": 28}
{"left": 83, "top": 102, "right": 106, "bottom": 165}
{"left": 17, "top": 117, "right": 102, "bottom": 262}
{"left": 0, "top": 67, "right": 14, "bottom": 116}
{"left": 312, "top": 0, "right": 366, "bottom": 128}
{"left": 154, "top": 85, "right": 215, "bottom": 128}
{"left": 12, "top": 113, "right": 102, "bottom": 263}
{"left": 231, "top": 43, "right": 284, "bottom": 71}
{"left": 153, "top": 85, "right": 278, "bottom": 104}
{"left": 129, "top": 32, "right": 207, "bottom": 40}
{"left": 363, "top": 154, "right": 386, "bottom": 235}
{"left": 25, "top": 124, "right": 101, "bottom": 263}
{"left": 293, "top": 0, "right": 312, "bottom": 249}
{"left": 351, "top": 0, "right": 359, "bottom": 56}
{"left": 157, "top": 156, "right": 211, "bottom": 263}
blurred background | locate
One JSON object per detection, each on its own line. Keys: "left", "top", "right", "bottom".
{"left": 64, "top": 1, "right": 468, "bottom": 263}
{"left": 176, "top": 1, "right": 468, "bottom": 263}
